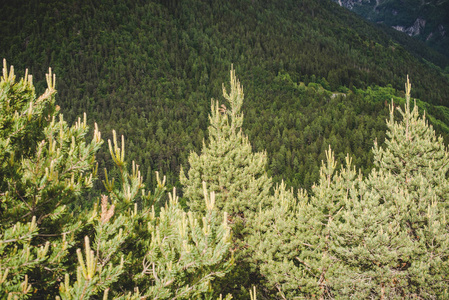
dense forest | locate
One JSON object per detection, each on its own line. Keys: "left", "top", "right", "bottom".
{"left": 1, "top": 61, "right": 449, "bottom": 299}
{"left": 1, "top": 0, "right": 449, "bottom": 197}
{"left": 2, "top": 0, "right": 449, "bottom": 298}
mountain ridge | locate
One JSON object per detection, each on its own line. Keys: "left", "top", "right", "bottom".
{"left": 333, "top": 0, "right": 449, "bottom": 57}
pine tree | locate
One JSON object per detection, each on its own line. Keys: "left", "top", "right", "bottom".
{"left": 180, "top": 66, "right": 272, "bottom": 229}
{"left": 373, "top": 77, "right": 449, "bottom": 199}
{"left": 56, "top": 197, "right": 126, "bottom": 300}
{"left": 0, "top": 61, "right": 233, "bottom": 299}
{"left": 57, "top": 188, "right": 233, "bottom": 299}
{"left": 250, "top": 181, "right": 309, "bottom": 299}
{"left": 180, "top": 67, "right": 272, "bottom": 298}
{"left": 251, "top": 148, "right": 360, "bottom": 299}
{"left": 330, "top": 77, "right": 449, "bottom": 298}
{"left": 102, "top": 133, "right": 234, "bottom": 298}
{"left": 306, "top": 149, "right": 362, "bottom": 299}
{"left": 0, "top": 59, "right": 103, "bottom": 297}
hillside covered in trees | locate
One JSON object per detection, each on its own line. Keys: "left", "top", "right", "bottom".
{"left": 1, "top": 60, "right": 449, "bottom": 299}
{"left": 2, "top": 2, "right": 449, "bottom": 296}
{"left": 1, "top": 0, "right": 449, "bottom": 197}
{"left": 332, "top": 0, "right": 449, "bottom": 58}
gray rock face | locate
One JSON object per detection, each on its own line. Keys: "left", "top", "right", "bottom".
{"left": 336, "top": 0, "right": 370, "bottom": 10}
{"left": 393, "top": 18, "right": 426, "bottom": 37}
{"left": 438, "top": 25, "right": 446, "bottom": 37}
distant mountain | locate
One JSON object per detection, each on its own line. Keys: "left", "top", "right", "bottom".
{"left": 334, "top": 0, "right": 449, "bottom": 57}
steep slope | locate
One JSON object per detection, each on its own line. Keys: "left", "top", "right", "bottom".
{"left": 1, "top": 0, "right": 448, "bottom": 195}
{"left": 334, "top": 0, "right": 449, "bottom": 58}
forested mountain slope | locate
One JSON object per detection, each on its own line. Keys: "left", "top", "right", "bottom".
{"left": 1, "top": 0, "right": 449, "bottom": 195}
{"left": 333, "top": 0, "right": 449, "bottom": 58}
{"left": 3, "top": 57, "right": 449, "bottom": 299}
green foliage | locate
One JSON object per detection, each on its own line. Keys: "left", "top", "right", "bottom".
{"left": 0, "top": 62, "right": 233, "bottom": 299}
{"left": 251, "top": 149, "right": 361, "bottom": 299}
{"left": 330, "top": 77, "right": 449, "bottom": 298}
{"left": 1, "top": 0, "right": 449, "bottom": 197}
{"left": 180, "top": 67, "right": 272, "bottom": 222}
{"left": 2, "top": 48, "right": 449, "bottom": 298}
{"left": 251, "top": 76, "right": 449, "bottom": 299}
{"left": 57, "top": 234, "right": 124, "bottom": 300}
{"left": 250, "top": 182, "right": 310, "bottom": 298}
{"left": 0, "top": 59, "right": 103, "bottom": 297}
{"left": 134, "top": 189, "right": 233, "bottom": 299}
{"left": 180, "top": 68, "right": 272, "bottom": 299}
{"left": 0, "top": 216, "right": 48, "bottom": 298}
